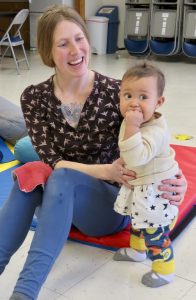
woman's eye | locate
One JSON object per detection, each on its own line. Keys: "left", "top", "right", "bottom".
{"left": 76, "top": 36, "right": 84, "bottom": 42}
{"left": 58, "top": 43, "right": 67, "bottom": 47}
{"left": 76, "top": 37, "right": 83, "bottom": 41}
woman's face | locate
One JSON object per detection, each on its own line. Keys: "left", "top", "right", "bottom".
{"left": 52, "top": 20, "right": 90, "bottom": 77}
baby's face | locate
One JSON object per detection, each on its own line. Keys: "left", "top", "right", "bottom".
{"left": 119, "top": 76, "right": 164, "bottom": 122}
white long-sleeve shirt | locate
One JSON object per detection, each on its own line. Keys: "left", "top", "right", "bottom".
{"left": 119, "top": 113, "right": 179, "bottom": 185}
{"left": 114, "top": 113, "right": 179, "bottom": 228}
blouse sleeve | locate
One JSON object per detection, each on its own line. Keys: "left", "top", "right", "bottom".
{"left": 20, "top": 85, "right": 63, "bottom": 168}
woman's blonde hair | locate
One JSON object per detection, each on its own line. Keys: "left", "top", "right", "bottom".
{"left": 37, "top": 5, "right": 90, "bottom": 68}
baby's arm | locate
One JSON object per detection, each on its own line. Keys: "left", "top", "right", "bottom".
{"left": 119, "top": 114, "right": 166, "bottom": 168}
{"left": 123, "top": 110, "right": 143, "bottom": 140}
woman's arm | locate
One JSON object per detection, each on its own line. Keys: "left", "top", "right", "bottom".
{"left": 55, "top": 158, "right": 136, "bottom": 188}
{"left": 20, "top": 85, "right": 65, "bottom": 167}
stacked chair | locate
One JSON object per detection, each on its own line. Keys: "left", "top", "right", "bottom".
{"left": 182, "top": 0, "right": 196, "bottom": 57}
{"left": 149, "top": 0, "right": 184, "bottom": 55}
{"left": 124, "top": 0, "right": 151, "bottom": 56}
{"left": 124, "top": 0, "right": 196, "bottom": 58}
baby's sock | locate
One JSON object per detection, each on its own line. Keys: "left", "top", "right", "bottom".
{"left": 9, "top": 292, "right": 33, "bottom": 300}
{"left": 142, "top": 271, "right": 175, "bottom": 288}
{"left": 113, "top": 247, "right": 146, "bottom": 262}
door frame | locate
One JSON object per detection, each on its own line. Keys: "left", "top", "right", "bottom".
{"left": 74, "top": 0, "right": 85, "bottom": 18}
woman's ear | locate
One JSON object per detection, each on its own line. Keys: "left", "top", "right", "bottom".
{"left": 156, "top": 96, "right": 165, "bottom": 109}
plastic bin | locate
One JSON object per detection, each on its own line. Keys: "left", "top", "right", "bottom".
{"left": 96, "top": 6, "right": 119, "bottom": 54}
{"left": 86, "top": 16, "right": 109, "bottom": 55}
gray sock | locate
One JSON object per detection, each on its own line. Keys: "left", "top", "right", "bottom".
{"left": 142, "top": 271, "right": 174, "bottom": 288}
{"left": 9, "top": 292, "right": 33, "bottom": 300}
{"left": 113, "top": 248, "right": 146, "bottom": 262}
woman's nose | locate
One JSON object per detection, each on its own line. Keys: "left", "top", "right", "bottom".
{"left": 69, "top": 42, "right": 79, "bottom": 54}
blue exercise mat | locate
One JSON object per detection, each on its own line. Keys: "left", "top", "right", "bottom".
{"left": 0, "top": 165, "right": 37, "bottom": 230}
{"left": 0, "top": 166, "right": 18, "bottom": 207}
{"left": 0, "top": 150, "right": 3, "bottom": 162}
{"left": 0, "top": 137, "right": 15, "bottom": 163}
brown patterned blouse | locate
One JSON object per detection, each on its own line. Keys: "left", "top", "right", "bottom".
{"left": 20, "top": 71, "right": 122, "bottom": 169}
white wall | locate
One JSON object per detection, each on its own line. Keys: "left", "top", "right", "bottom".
{"left": 85, "top": 0, "right": 102, "bottom": 18}
{"left": 85, "top": 0, "right": 126, "bottom": 48}
{"left": 63, "top": 0, "right": 74, "bottom": 6}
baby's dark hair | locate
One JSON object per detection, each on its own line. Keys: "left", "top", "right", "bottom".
{"left": 122, "top": 62, "right": 165, "bottom": 96}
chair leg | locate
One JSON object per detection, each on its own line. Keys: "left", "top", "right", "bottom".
{"left": 1, "top": 43, "right": 30, "bottom": 74}
{"left": 9, "top": 45, "right": 20, "bottom": 74}
{"left": 21, "top": 44, "right": 30, "bottom": 70}
{"left": 0, "top": 46, "right": 10, "bottom": 64}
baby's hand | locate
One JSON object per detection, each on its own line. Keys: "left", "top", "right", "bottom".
{"left": 125, "top": 109, "right": 143, "bottom": 127}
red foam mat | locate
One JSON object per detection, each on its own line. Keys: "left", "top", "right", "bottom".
{"left": 69, "top": 145, "right": 196, "bottom": 250}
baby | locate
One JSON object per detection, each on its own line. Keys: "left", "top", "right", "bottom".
{"left": 114, "top": 62, "right": 179, "bottom": 288}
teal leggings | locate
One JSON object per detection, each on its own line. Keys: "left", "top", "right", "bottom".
{"left": 0, "top": 168, "right": 129, "bottom": 299}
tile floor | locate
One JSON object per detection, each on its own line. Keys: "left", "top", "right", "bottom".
{"left": 0, "top": 50, "right": 196, "bottom": 299}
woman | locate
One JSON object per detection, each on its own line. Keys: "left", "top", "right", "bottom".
{"left": 0, "top": 5, "right": 187, "bottom": 300}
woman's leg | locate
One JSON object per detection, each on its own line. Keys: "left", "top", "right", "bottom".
{"left": 72, "top": 171, "right": 130, "bottom": 236}
{"left": 13, "top": 168, "right": 129, "bottom": 299}
{"left": 14, "top": 136, "right": 40, "bottom": 163}
{"left": 0, "top": 181, "right": 42, "bottom": 274}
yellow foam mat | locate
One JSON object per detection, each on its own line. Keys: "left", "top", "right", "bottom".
{"left": 0, "top": 142, "right": 20, "bottom": 173}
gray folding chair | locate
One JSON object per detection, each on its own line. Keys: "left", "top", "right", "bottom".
{"left": 0, "top": 9, "right": 30, "bottom": 74}
{"left": 124, "top": 0, "right": 151, "bottom": 56}
{"left": 149, "top": 0, "right": 184, "bottom": 56}
{"left": 182, "top": 0, "right": 196, "bottom": 57}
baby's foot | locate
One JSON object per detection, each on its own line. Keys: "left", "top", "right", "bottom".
{"left": 113, "top": 248, "right": 146, "bottom": 262}
{"left": 142, "top": 271, "right": 175, "bottom": 288}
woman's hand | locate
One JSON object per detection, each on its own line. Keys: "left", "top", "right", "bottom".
{"left": 108, "top": 158, "right": 136, "bottom": 188}
{"left": 158, "top": 170, "right": 187, "bottom": 206}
